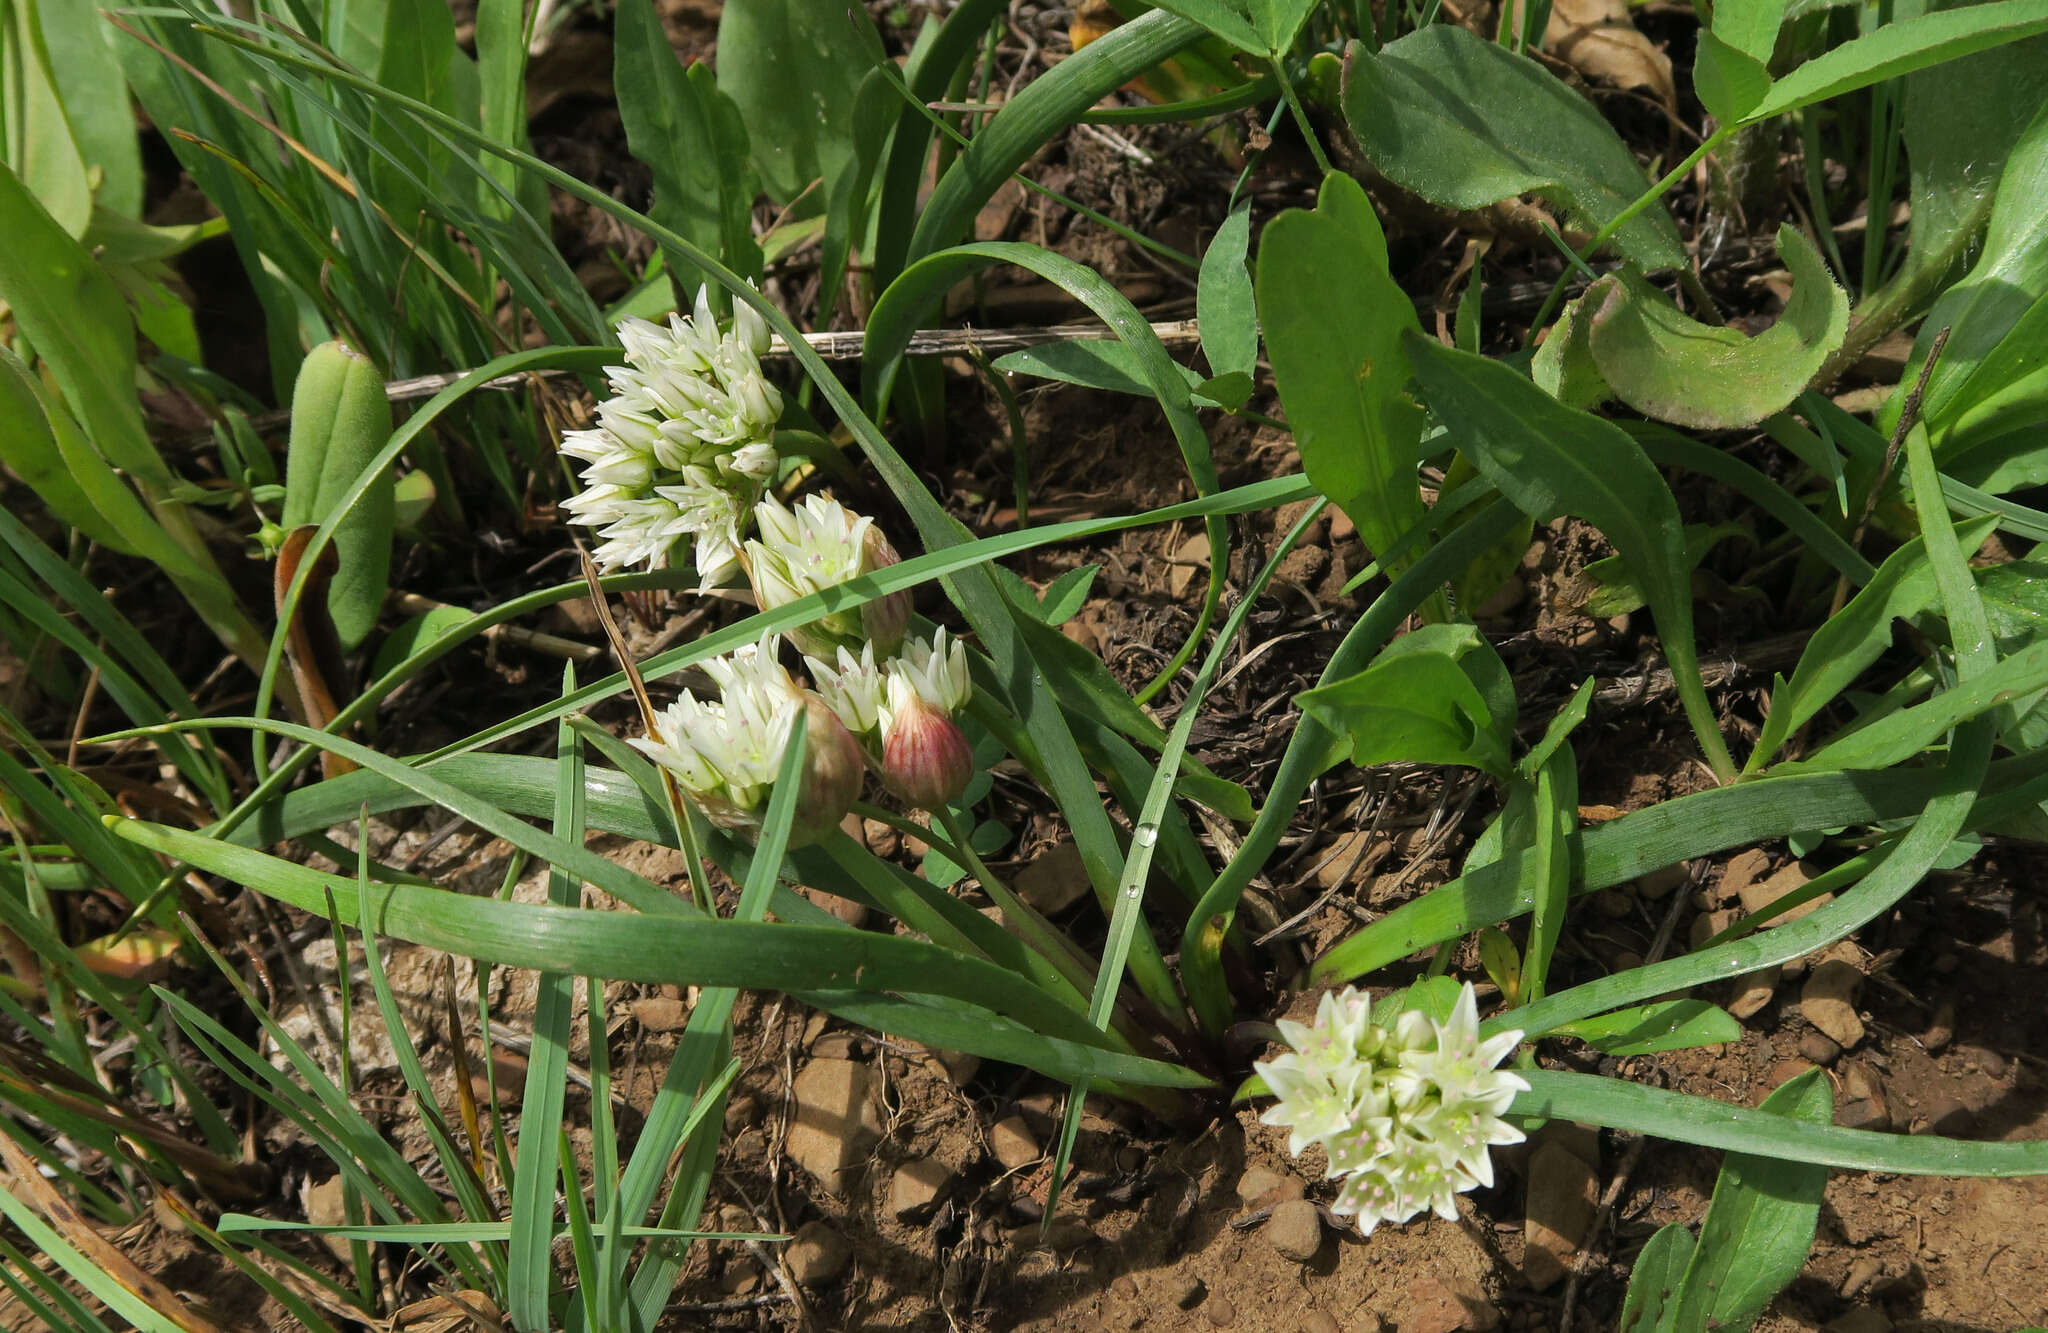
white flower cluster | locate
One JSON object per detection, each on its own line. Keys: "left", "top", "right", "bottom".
{"left": 1256, "top": 982, "right": 1528, "bottom": 1235}
{"left": 748, "top": 494, "right": 910, "bottom": 659}
{"left": 560, "top": 288, "right": 782, "bottom": 586}
{"left": 630, "top": 634, "right": 866, "bottom": 846}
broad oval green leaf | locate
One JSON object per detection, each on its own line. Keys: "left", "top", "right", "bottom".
{"left": 1904, "top": 99, "right": 2048, "bottom": 462}
{"left": 1256, "top": 172, "right": 1427, "bottom": 572}
{"left": 1618, "top": 1223, "right": 1695, "bottom": 1332}
{"left": 1888, "top": 29, "right": 2048, "bottom": 353}
{"left": 1583, "top": 224, "right": 1848, "bottom": 430}
{"left": 1694, "top": 30, "right": 1775, "bottom": 125}
{"left": 1296, "top": 623, "right": 1517, "bottom": 778}
{"left": 617, "top": 0, "right": 762, "bottom": 297}
{"left": 714, "top": 0, "right": 874, "bottom": 207}
{"left": 1713, "top": 0, "right": 1788, "bottom": 63}
{"left": 1147, "top": 0, "right": 1264, "bottom": 53}
{"left": 1341, "top": 26, "right": 1686, "bottom": 270}
{"left": 0, "top": 348, "right": 133, "bottom": 554}
{"left": 1198, "top": 199, "right": 1257, "bottom": 381}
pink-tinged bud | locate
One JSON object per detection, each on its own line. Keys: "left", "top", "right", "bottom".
{"left": 790, "top": 692, "right": 865, "bottom": 846}
{"left": 880, "top": 692, "right": 975, "bottom": 811}
{"left": 859, "top": 526, "right": 911, "bottom": 657}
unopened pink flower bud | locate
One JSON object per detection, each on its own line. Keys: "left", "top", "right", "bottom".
{"left": 880, "top": 690, "right": 975, "bottom": 811}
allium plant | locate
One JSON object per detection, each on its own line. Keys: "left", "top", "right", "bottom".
{"left": 1256, "top": 982, "right": 1528, "bottom": 1234}
{"left": 565, "top": 308, "right": 977, "bottom": 836}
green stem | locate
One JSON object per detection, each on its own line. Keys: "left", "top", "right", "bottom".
{"left": 1271, "top": 55, "right": 1335, "bottom": 177}
{"left": 1524, "top": 129, "right": 1731, "bottom": 344}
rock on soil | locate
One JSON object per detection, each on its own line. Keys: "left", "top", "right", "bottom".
{"left": 631, "top": 996, "right": 690, "bottom": 1031}
{"left": 990, "top": 1113, "right": 1041, "bottom": 1171}
{"left": 1523, "top": 1141, "right": 1598, "bottom": 1289}
{"left": 1737, "top": 859, "right": 1832, "bottom": 923}
{"left": 1016, "top": 840, "right": 1092, "bottom": 915}
{"left": 1801, "top": 957, "right": 1867, "bottom": 1048}
{"left": 1264, "top": 1198, "right": 1324, "bottom": 1261}
{"left": 783, "top": 1220, "right": 851, "bottom": 1286}
{"left": 888, "top": 1157, "right": 954, "bottom": 1221}
{"left": 1236, "top": 1164, "right": 1304, "bottom": 1208}
{"left": 1399, "top": 1273, "right": 1500, "bottom": 1333}
{"left": 1725, "top": 963, "right": 1780, "bottom": 1020}
{"left": 785, "top": 1058, "right": 883, "bottom": 1191}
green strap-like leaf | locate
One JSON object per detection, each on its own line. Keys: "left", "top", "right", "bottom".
{"left": 1406, "top": 335, "right": 1733, "bottom": 779}
{"left": 1515, "top": 1064, "right": 2048, "bottom": 1175}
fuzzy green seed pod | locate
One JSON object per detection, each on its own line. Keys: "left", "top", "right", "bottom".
{"left": 282, "top": 341, "right": 392, "bottom": 650}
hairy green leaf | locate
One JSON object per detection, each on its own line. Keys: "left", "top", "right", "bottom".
{"left": 1343, "top": 26, "right": 1685, "bottom": 269}
{"left": 1583, "top": 225, "right": 1848, "bottom": 430}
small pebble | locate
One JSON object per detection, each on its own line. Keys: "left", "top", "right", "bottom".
{"left": 991, "top": 1114, "right": 1041, "bottom": 1171}
{"left": 1797, "top": 1031, "right": 1842, "bottom": 1065}
{"left": 1800, "top": 959, "right": 1867, "bottom": 1048}
{"left": 1766, "top": 1058, "right": 1812, "bottom": 1093}
{"left": 1205, "top": 1295, "right": 1238, "bottom": 1327}
{"left": 1303, "top": 1314, "right": 1340, "bottom": 1333}
{"left": 1840, "top": 1255, "right": 1884, "bottom": 1298}
{"left": 783, "top": 1221, "right": 851, "bottom": 1286}
{"left": 1265, "top": 1198, "right": 1324, "bottom": 1262}
{"left": 1915, "top": 1095, "right": 1975, "bottom": 1136}
{"left": 1922, "top": 1000, "right": 1956, "bottom": 1054}
{"left": 1235, "top": 1165, "right": 1288, "bottom": 1205}
{"left": 1966, "top": 1044, "right": 2009, "bottom": 1078}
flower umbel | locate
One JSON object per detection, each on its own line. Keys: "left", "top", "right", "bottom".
{"left": 1255, "top": 982, "right": 1527, "bottom": 1235}
{"left": 746, "top": 494, "right": 911, "bottom": 658}
{"left": 628, "top": 636, "right": 861, "bottom": 846}
{"left": 561, "top": 290, "right": 783, "bottom": 580}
